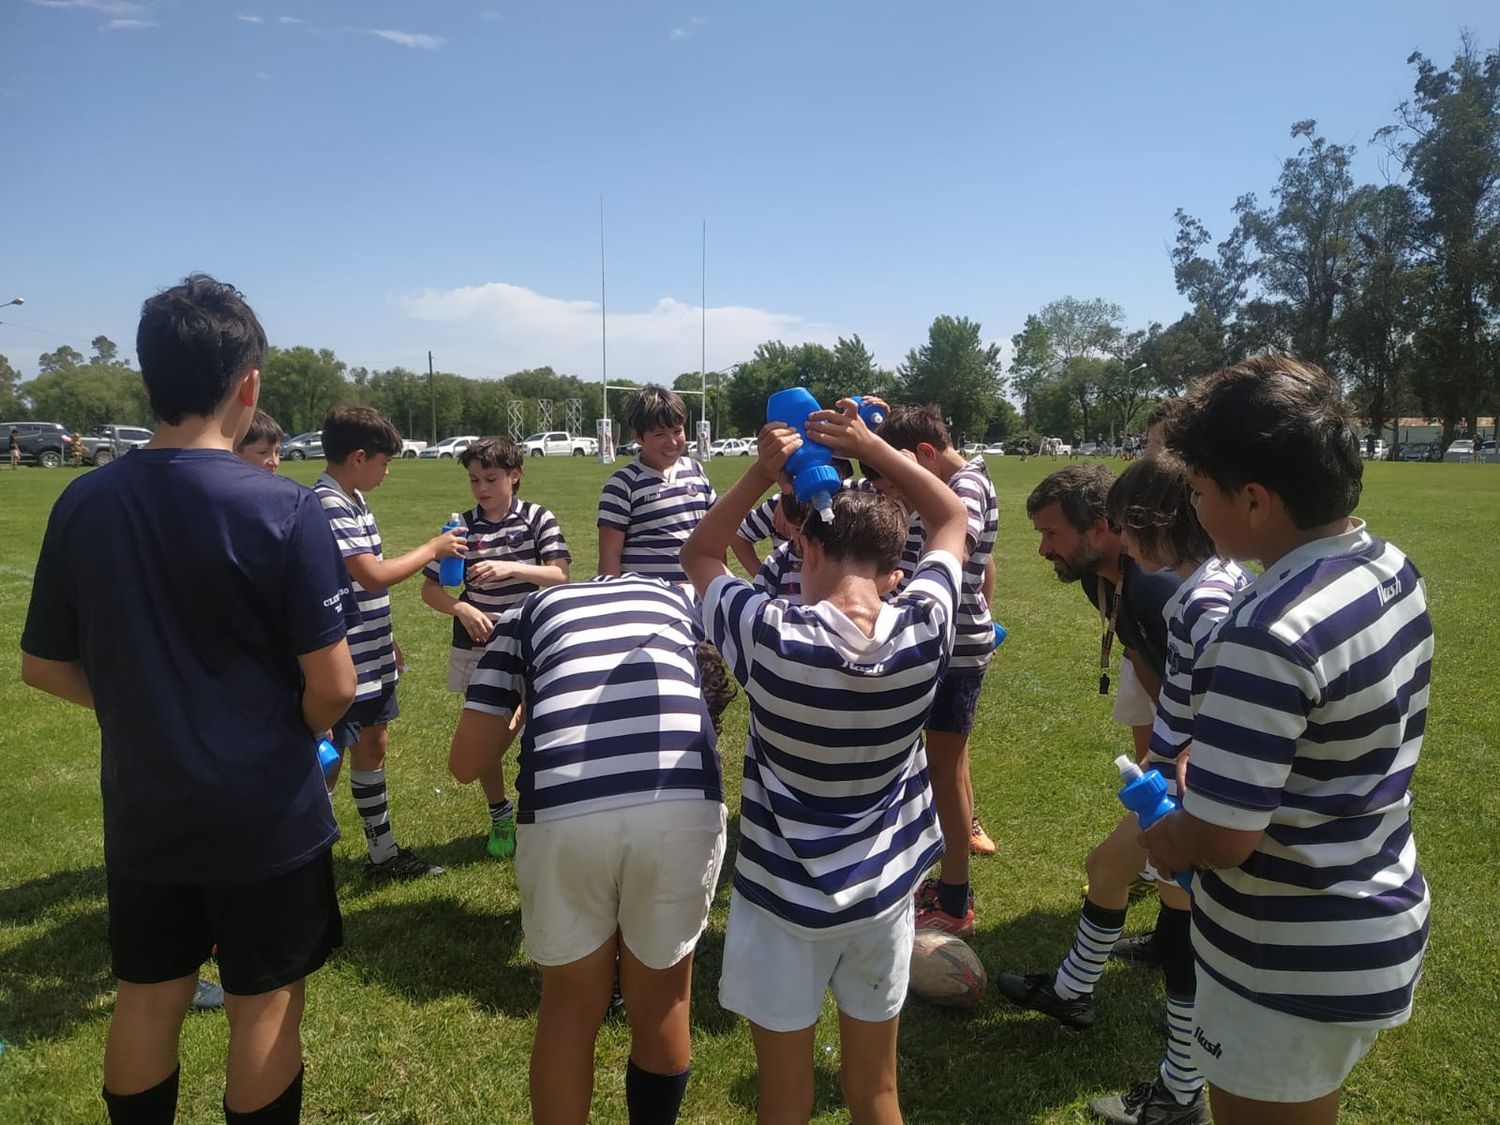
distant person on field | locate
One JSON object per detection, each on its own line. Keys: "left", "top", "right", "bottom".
{"left": 8, "top": 427, "right": 18, "bottom": 468}
{"left": 682, "top": 401, "right": 967, "bottom": 1125}
{"left": 235, "top": 410, "right": 284, "bottom": 474}
{"left": 597, "top": 385, "right": 716, "bottom": 584}
{"left": 21, "top": 274, "right": 358, "bottom": 1124}
{"left": 420, "top": 435, "right": 570, "bottom": 859}
{"left": 1143, "top": 356, "right": 1433, "bottom": 1125}
{"left": 313, "top": 403, "right": 466, "bottom": 879}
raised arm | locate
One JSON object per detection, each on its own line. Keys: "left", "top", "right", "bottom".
{"left": 681, "top": 426, "right": 799, "bottom": 598}
{"left": 344, "top": 529, "right": 465, "bottom": 593}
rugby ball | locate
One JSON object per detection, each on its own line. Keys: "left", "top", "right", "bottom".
{"left": 909, "top": 930, "right": 987, "bottom": 1007}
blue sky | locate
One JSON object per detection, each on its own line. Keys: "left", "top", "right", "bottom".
{"left": 3, "top": 1, "right": 1497, "bottom": 384}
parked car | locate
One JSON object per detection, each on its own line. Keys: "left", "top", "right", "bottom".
{"left": 400, "top": 439, "right": 428, "bottom": 458}
{"left": 1361, "top": 438, "right": 1388, "bottom": 461}
{"left": 1481, "top": 440, "right": 1498, "bottom": 464}
{"left": 80, "top": 424, "right": 153, "bottom": 465}
{"left": 982, "top": 442, "right": 1006, "bottom": 456}
{"left": 419, "top": 435, "right": 479, "bottom": 459}
{"left": 1, "top": 420, "right": 77, "bottom": 468}
{"left": 961, "top": 442, "right": 986, "bottom": 457}
{"left": 619, "top": 440, "right": 642, "bottom": 456}
{"left": 1398, "top": 442, "right": 1433, "bottom": 462}
{"left": 281, "top": 431, "right": 324, "bottom": 460}
{"left": 1077, "top": 441, "right": 1100, "bottom": 456}
{"left": 710, "top": 438, "right": 753, "bottom": 457}
{"left": 1443, "top": 439, "right": 1476, "bottom": 463}
{"left": 521, "top": 431, "right": 595, "bottom": 457}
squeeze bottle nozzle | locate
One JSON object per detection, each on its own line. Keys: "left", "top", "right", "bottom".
{"left": 766, "top": 388, "right": 842, "bottom": 522}
{"left": 851, "top": 395, "right": 887, "bottom": 429}
{"left": 1115, "top": 755, "right": 1193, "bottom": 892}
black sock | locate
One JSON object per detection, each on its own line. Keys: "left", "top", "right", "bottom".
{"left": 103, "top": 1065, "right": 180, "bottom": 1125}
{"left": 625, "top": 1059, "right": 690, "bottom": 1125}
{"left": 936, "top": 879, "right": 970, "bottom": 918}
{"left": 223, "top": 1064, "right": 303, "bottom": 1124}
{"left": 1156, "top": 904, "right": 1196, "bottom": 997}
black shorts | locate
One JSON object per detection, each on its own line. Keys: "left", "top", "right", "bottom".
{"left": 107, "top": 849, "right": 343, "bottom": 995}
{"left": 927, "top": 670, "right": 985, "bottom": 737}
{"left": 331, "top": 681, "right": 400, "bottom": 750}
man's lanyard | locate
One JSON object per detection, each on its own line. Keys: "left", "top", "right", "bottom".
{"left": 1095, "top": 562, "right": 1123, "bottom": 695}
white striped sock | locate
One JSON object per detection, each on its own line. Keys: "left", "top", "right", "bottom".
{"left": 1159, "top": 994, "right": 1203, "bottom": 1102}
{"left": 350, "top": 767, "right": 399, "bottom": 864}
{"left": 1053, "top": 912, "right": 1124, "bottom": 999}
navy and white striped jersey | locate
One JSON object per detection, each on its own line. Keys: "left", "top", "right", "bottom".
{"left": 898, "top": 457, "right": 998, "bottom": 672}
{"left": 705, "top": 551, "right": 960, "bottom": 936}
{"left": 1182, "top": 523, "right": 1433, "bottom": 1026}
{"left": 597, "top": 458, "right": 717, "bottom": 583}
{"left": 1146, "top": 557, "right": 1251, "bottom": 790}
{"left": 752, "top": 539, "right": 803, "bottom": 602}
{"left": 464, "top": 576, "right": 723, "bottom": 824}
{"left": 422, "top": 500, "right": 571, "bottom": 649}
{"left": 313, "top": 473, "right": 396, "bottom": 701}
{"left": 738, "top": 496, "right": 783, "bottom": 544}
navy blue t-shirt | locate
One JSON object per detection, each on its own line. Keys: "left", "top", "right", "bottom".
{"left": 21, "top": 448, "right": 349, "bottom": 886}
{"left": 1080, "top": 555, "right": 1179, "bottom": 678}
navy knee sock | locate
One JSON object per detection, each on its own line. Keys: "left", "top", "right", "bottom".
{"left": 937, "top": 880, "right": 970, "bottom": 918}
{"left": 103, "top": 1065, "right": 180, "bottom": 1125}
{"left": 223, "top": 1064, "right": 303, "bottom": 1124}
{"left": 625, "top": 1059, "right": 690, "bottom": 1125}
{"left": 1156, "top": 904, "right": 1196, "bottom": 997}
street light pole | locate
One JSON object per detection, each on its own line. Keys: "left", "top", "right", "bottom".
{"left": 428, "top": 351, "right": 436, "bottom": 445}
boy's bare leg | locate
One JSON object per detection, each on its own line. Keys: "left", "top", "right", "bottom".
{"left": 748, "top": 1021, "right": 817, "bottom": 1125}
{"left": 478, "top": 760, "right": 507, "bottom": 806}
{"left": 349, "top": 723, "right": 388, "bottom": 772}
{"left": 618, "top": 943, "right": 693, "bottom": 1074}
{"left": 104, "top": 975, "right": 196, "bottom": 1094}
{"left": 837, "top": 1011, "right": 902, "bottom": 1125}
{"left": 223, "top": 980, "right": 306, "bottom": 1112}
{"left": 1210, "top": 1086, "right": 1341, "bottom": 1125}
{"left": 925, "top": 731, "right": 972, "bottom": 889}
{"left": 532, "top": 935, "right": 616, "bottom": 1125}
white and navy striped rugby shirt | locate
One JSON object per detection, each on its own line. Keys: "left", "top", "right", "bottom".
{"left": 422, "top": 500, "right": 571, "bottom": 648}
{"left": 597, "top": 458, "right": 717, "bottom": 583}
{"left": 1146, "top": 556, "right": 1251, "bottom": 792}
{"left": 313, "top": 473, "right": 396, "bottom": 701}
{"left": 738, "top": 495, "right": 783, "bottom": 545}
{"left": 898, "top": 457, "right": 998, "bottom": 673}
{"left": 752, "top": 539, "right": 803, "bottom": 602}
{"left": 1183, "top": 523, "right": 1433, "bottom": 1026}
{"left": 706, "top": 551, "right": 960, "bottom": 936}
{"left": 464, "top": 576, "right": 723, "bottom": 824}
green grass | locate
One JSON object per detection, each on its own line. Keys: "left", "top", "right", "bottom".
{"left": 1, "top": 454, "right": 1496, "bottom": 1123}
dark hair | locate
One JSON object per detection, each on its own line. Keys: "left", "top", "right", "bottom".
{"left": 136, "top": 274, "right": 268, "bottom": 425}
{"left": 321, "top": 403, "right": 402, "bottom": 463}
{"left": 877, "top": 404, "right": 952, "bottom": 453}
{"left": 237, "top": 409, "right": 283, "bottom": 450}
{"left": 624, "top": 385, "right": 688, "bottom": 438}
{"left": 1025, "top": 464, "right": 1116, "bottom": 532}
{"left": 1167, "top": 355, "right": 1362, "bottom": 528}
{"left": 460, "top": 436, "right": 523, "bottom": 473}
{"left": 777, "top": 490, "right": 810, "bottom": 527}
{"left": 1145, "top": 397, "right": 1187, "bottom": 431}
{"left": 1105, "top": 457, "right": 1213, "bottom": 569}
{"left": 798, "top": 489, "right": 906, "bottom": 573}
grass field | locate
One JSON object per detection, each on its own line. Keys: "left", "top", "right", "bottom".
{"left": 1, "top": 453, "right": 1495, "bottom": 1124}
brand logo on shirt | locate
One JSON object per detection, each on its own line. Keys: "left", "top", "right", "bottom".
{"left": 1193, "top": 1026, "right": 1224, "bottom": 1060}
{"left": 1378, "top": 577, "right": 1402, "bottom": 606}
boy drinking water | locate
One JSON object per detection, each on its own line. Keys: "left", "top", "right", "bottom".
{"left": 682, "top": 400, "right": 967, "bottom": 1125}
{"left": 1143, "top": 356, "right": 1433, "bottom": 1125}
{"left": 420, "top": 435, "right": 570, "bottom": 858}
{"left": 314, "top": 404, "right": 466, "bottom": 878}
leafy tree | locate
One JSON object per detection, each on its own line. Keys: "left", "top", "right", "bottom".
{"left": 37, "top": 346, "right": 85, "bottom": 376}
{"left": 24, "top": 363, "right": 151, "bottom": 432}
{"left": 1008, "top": 314, "right": 1054, "bottom": 427}
{"left": 1170, "top": 206, "right": 1252, "bottom": 329}
{"left": 896, "top": 316, "right": 1006, "bottom": 438}
{"left": 1378, "top": 37, "right": 1500, "bottom": 441}
{"left": 1095, "top": 358, "right": 1161, "bottom": 439}
{"left": 259, "top": 346, "right": 348, "bottom": 435}
{"left": 90, "top": 336, "right": 130, "bottom": 368}
{"left": 1133, "top": 307, "right": 1225, "bottom": 395}
{"left": 0, "top": 354, "right": 21, "bottom": 419}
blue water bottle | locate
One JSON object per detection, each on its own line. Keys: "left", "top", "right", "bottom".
{"left": 767, "top": 388, "right": 843, "bottom": 523}
{"left": 850, "top": 395, "right": 887, "bottom": 430}
{"left": 317, "top": 738, "right": 341, "bottom": 776}
{"left": 439, "top": 512, "right": 466, "bottom": 587}
{"left": 1115, "top": 755, "right": 1193, "bottom": 891}
{"left": 993, "top": 622, "right": 1008, "bottom": 648}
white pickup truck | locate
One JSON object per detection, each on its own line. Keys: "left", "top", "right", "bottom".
{"left": 522, "top": 431, "right": 597, "bottom": 457}
{"left": 400, "top": 439, "right": 428, "bottom": 458}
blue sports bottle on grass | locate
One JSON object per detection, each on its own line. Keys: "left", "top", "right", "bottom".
{"left": 439, "top": 512, "right": 466, "bottom": 587}
{"left": 767, "top": 388, "right": 843, "bottom": 523}
{"left": 1115, "top": 754, "right": 1193, "bottom": 891}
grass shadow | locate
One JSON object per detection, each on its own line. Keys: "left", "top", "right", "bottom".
{"left": 0, "top": 865, "right": 105, "bottom": 925}
{"left": 0, "top": 901, "right": 112, "bottom": 1045}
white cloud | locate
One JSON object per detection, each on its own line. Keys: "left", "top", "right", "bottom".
{"left": 278, "top": 15, "right": 302, "bottom": 24}
{"left": 400, "top": 281, "right": 839, "bottom": 379}
{"left": 669, "top": 15, "right": 707, "bottom": 41}
{"left": 236, "top": 14, "right": 263, "bottom": 23}
{"left": 104, "top": 17, "right": 154, "bottom": 29}
{"left": 254, "top": 70, "right": 271, "bottom": 82}
{"left": 364, "top": 28, "right": 444, "bottom": 50}
{"left": 30, "top": 0, "right": 146, "bottom": 13}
